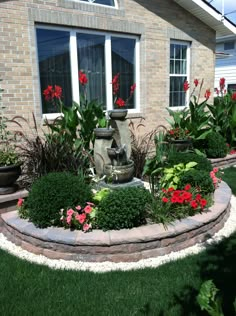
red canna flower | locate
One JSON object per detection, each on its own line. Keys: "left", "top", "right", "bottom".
{"left": 111, "top": 73, "right": 120, "bottom": 95}
{"left": 79, "top": 71, "right": 88, "bottom": 85}
{"left": 43, "top": 85, "right": 54, "bottom": 102}
{"left": 183, "top": 80, "right": 190, "bottom": 92}
{"left": 219, "top": 78, "right": 225, "bottom": 90}
{"left": 115, "top": 97, "right": 125, "bottom": 107}
{"left": 194, "top": 79, "right": 199, "bottom": 87}
{"left": 54, "top": 85, "right": 62, "bottom": 99}
{"left": 232, "top": 92, "right": 236, "bottom": 101}
{"left": 204, "top": 89, "right": 211, "bottom": 99}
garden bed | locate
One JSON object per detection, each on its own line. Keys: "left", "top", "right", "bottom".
{"left": 0, "top": 181, "right": 231, "bottom": 263}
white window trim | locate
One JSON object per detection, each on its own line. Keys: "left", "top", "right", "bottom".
{"left": 169, "top": 40, "right": 190, "bottom": 110}
{"left": 36, "top": 25, "right": 140, "bottom": 119}
{"left": 77, "top": 0, "right": 118, "bottom": 9}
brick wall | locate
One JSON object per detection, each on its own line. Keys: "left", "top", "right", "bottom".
{"left": 0, "top": 0, "right": 216, "bottom": 132}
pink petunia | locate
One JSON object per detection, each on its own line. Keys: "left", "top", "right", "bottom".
{"left": 67, "top": 208, "right": 74, "bottom": 216}
{"left": 66, "top": 215, "right": 72, "bottom": 225}
{"left": 75, "top": 205, "right": 82, "bottom": 211}
{"left": 83, "top": 223, "right": 91, "bottom": 232}
{"left": 76, "top": 213, "right": 86, "bottom": 224}
{"left": 84, "top": 205, "right": 93, "bottom": 214}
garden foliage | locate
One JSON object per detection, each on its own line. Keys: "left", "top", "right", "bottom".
{"left": 97, "top": 187, "right": 152, "bottom": 230}
{"left": 204, "top": 132, "right": 228, "bottom": 158}
{"left": 27, "top": 172, "right": 92, "bottom": 228}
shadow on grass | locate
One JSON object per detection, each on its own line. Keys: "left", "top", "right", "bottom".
{"left": 168, "top": 232, "right": 236, "bottom": 316}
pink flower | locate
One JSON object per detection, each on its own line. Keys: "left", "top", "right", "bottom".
{"left": 66, "top": 215, "right": 72, "bottom": 225}
{"left": 17, "top": 198, "right": 24, "bottom": 207}
{"left": 67, "top": 208, "right": 74, "bottom": 216}
{"left": 75, "top": 205, "right": 82, "bottom": 211}
{"left": 84, "top": 205, "right": 93, "bottom": 214}
{"left": 83, "top": 223, "right": 91, "bottom": 232}
{"left": 213, "top": 167, "right": 218, "bottom": 173}
{"left": 76, "top": 213, "right": 86, "bottom": 224}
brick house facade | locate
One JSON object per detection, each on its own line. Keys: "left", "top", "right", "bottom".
{"left": 0, "top": 0, "right": 235, "bottom": 131}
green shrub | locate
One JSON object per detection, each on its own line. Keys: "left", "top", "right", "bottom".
{"left": 97, "top": 187, "right": 152, "bottom": 230}
{"left": 179, "top": 169, "right": 214, "bottom": 194}
{"left": 167, "top": 152, "right": 212, "bottom": 172}
{"left": 205, "top": 131, "right": 228, "bottom": 158}
{"left": 27, "top": 172, "right": 92, "bottom": 228}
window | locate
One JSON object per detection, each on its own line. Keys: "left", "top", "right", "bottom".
{"left": 169, "top": 41, "right": 190, "bottom": 107}
{"left": 228, "top": 84, "right": 236, "bottom": 93}
{"left": 224, "top": 41, "right": 235, "bottom": 51}
{"left": 36, "top": 27, "right": 138, "bottom": 116}
{"left": 80, "top": 0, "right": 115, "bottom": 6}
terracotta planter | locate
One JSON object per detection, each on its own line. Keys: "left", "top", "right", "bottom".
{"left": 94, "top": 128, "right": 114, "bottom": 139}
{"left": 0, "top": 164, "right": 21, "bottom": 194}
{"left": 170, "top": 139, "right": 192, "bottom": 152}
{"left": 109, "top": 109, "right": 128, "bottom": 120}
{"left": 104, "top": 160, "right": 134, "bottom": 183}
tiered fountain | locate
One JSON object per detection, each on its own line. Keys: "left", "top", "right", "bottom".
{"left": 93, "top": 110, "right": 143, "bottom": 189}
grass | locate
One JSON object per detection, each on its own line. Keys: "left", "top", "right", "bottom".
{"left": 0, "top": 166, "right": 236, "bottom": 316}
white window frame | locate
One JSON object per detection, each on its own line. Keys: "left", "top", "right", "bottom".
{"left": 169, "top": 40, "right": 190, "bottom": 110}
{"left": 35, "top": 25, "right": 140, "bottom": 119}
{"left": 74, "top": 0, "right": 118, "bottom": 9}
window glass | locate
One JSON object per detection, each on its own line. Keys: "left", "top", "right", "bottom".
{"left": 228, "top": 84, "right": 236, "bottom": 93}
{"left": 36, "top": 29, "right": 72, "bottom": 114}
{"left": 80, "top": 0, "right": 115, "bottom": 6}
{"left": 111, "top": 37, "right": 136, "bottom": 109}
{"left": 224, "top": 41, "right": 235, "bottom": 51}
{"left": 77, "top": 33, "right": 106, "bottom": 108}
{"left": 169, "top": 42, "right": 188, "bottom": 107}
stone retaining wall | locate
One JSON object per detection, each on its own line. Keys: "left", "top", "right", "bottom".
{"left": 0, "top": 182, "right": 231, "bottom": 263}
{"left": 209, "top": 154, "right": 236, "bottom": 168}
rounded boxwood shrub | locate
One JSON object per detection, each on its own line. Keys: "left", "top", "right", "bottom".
{"left": 205, "top": 132, "right": 228, "bottom": 158}
{"left": 167, "top": 152, "right": 212, "bottom": 172}
{"left": 179, "top": 169, "right": 214, "bottom": 194}
{"left": 97, "top": 187, "right": 152, "bottom": 231}
{"left": 27, "top": 172, "right": 92, "bottom": 228}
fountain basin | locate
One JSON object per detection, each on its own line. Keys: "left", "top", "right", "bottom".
{"left": 104, "top": 160, "right": 134, "bottom": 183}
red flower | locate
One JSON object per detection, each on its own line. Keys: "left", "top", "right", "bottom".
{"left": 171, "top": 196, "right": 178, "bottom": 203}
{"left": 79, "top": 71, "right": 88, "bottom": 85}
{"left": 194, "top": 79, "right": 199, "bottom": 87}
{"left": 111, "top": 73, "right": 120, "bottom": 95}
{"left": 115, "top": 98, "right": 125, "bottom": 107}
{"left": 54, "top": 85, "right": 62, "bottom": 99}
{"left": 200, "top": 199, "right": 207, "bottom": 208}
{"left": 190, "top": 200, "right": 198, "bottom": 209}
{"left": 184, "top": 184, "right": 191, "bottom": 191}
{"left": 196, "top": 194, "right": 202, "bottom": 202}
{"left": 232, "top": 92, "right": 236, "bottom": 101}
{"left": 43, "top": 85, "right": 54, "bottom": 102}
{"left": 130, "top": 83, "right": 136, "bottom": 95}
{"left": 183, "top": 81, "right": 190, "bottom": 92}
{"left": 215, "top": 88, "right": 219, "bottom": 95}
{"left": 168, "top": 187, "right": 175, "bottom": 192}
{"left": 162, "top": 197, "right": 169, "bottom": 203}
{"left": 204, "top": 89, "right": 211, "bottom": 99}
{"left": 219, "top": 78, "right": 225, "bottom": 90}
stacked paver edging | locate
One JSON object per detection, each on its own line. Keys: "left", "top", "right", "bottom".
{"left": 0, "top": 182, "right": 231, "bottom": 263}
{"left": 209, "top": 153, "right": 236, "bottom": 168}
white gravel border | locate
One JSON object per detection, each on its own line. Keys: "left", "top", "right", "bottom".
{"left": 0, "top": 195, "right": 236, "bottom": 273}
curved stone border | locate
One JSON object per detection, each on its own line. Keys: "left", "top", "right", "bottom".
{"left": 1, "top": 182, "right": 231, "bottom": 263}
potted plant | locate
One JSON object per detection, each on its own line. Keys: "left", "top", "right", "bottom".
{"left": 0, "top": 80, "right": 22, "bottom": 194}
{"left": 109, "top": 73, "right": 136, "bottom": 120}
{"left": 165, "top": 127, "right": 192, "bottom": 151}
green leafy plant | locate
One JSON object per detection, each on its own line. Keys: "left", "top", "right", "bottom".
{"left": 160, "top": 162, "right": 198, "bottom": 190}
{"left": 167, "top": 151, "right": 213, "bottom": 172}
{"left": 143, "top": 127, "right": 172, "bottom": 194}
{"left": 179, "top": 169, "right": 215, "bottom": 194}
{"left": 97, "top": 187, "right": 152, "bottom": 230}
{"left": 204, "top": 131, "right": 228, "bottom": 158}
{"left": 26, "top": 172, "right": 92, "bottom": 228}
{"left": 197, "top": 280, "right": 224, "bottom": 316}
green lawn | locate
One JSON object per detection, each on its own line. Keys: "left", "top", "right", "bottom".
{"left": 0, "top": 166, "right": 236, "bottom": 316}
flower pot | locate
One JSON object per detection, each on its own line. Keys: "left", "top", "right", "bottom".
{"left": 94, "top": 128, "right": 114, "bottom": 139}
{"left": 109, "top": 109, "right": 128, "bottom": 120}
{"left": 104, "top": 160, "right": 134, "bottom": 183}
{"left": 170, "top": 139, "right": 192, "bottom": 152}
{"left": 0, "top": 164, "right": 21, "bottom": 194}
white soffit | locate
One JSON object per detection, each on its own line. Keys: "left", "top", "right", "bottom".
{"left": 174, "top": 0, "right": 236, "bottom": 37}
